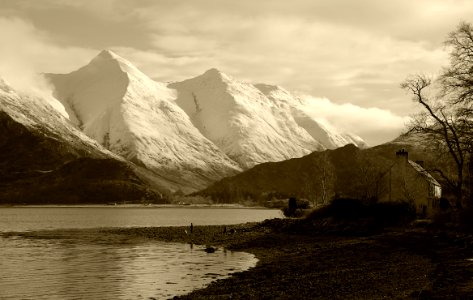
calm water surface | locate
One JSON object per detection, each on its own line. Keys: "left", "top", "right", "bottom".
{"left": 0, "top": 207, "right": 282, "bottom": 299}
{"left": 0, "top": 207, "right": 282, "bottom": 232}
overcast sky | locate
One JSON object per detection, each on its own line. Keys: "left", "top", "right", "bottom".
{"left": 0, "top": 0, "right": 472, "bottom": 145}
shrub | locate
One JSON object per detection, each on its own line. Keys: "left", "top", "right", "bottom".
{"left": 439, "top": 198, "right": 451, "bottom": 211}
{"left": 306, "top": 198, "right": 416, "bottom": 226}
{"left": 327, "top": 198, "right": 366, "bottom": 219}
{"left": 369, "top": 201, "right": 416, "bottom": 225}
{"left": 459, "top": 208, "right": 473, "bottom": 231}
{"left": 282, "top": 197, "right": 311, "bottom": 217}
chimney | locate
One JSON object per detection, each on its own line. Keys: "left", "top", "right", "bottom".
{"left": 396, "top": 149, "right": 408, "bottom": 171}
{"left": 396, "top": 149, "right": 408, "bottom": 161}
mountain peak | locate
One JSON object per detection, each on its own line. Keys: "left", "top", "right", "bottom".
{"left": 89, "top": 49, "right": 132, "bottom": 68}
{"left": 204, "top": 68, "right": 223, "bottom": 75}
{"left": 97, "top": 49, "right": 121, "bottom": 60}
{"left": 86, "top": 49, "right": 147, "bottom": 80}
{"left": 201, "top": 68, "right": 231, "bottom": 82}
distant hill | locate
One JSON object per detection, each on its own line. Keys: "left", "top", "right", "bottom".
{"left": 196, "top": 141, "right": 441, "bottom": 205}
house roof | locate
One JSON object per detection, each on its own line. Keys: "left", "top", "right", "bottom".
{"left": 408, "top": 160, "right": 441, "bottom": 186}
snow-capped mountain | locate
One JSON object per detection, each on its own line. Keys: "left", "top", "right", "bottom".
{"left": 46, "top": 50, "right": 241, "bottom": 191}
{"left": 43, "top": 49, "right": 367, "bottom": 192}
{"left": 170, "top": 69, "right": 366, "bottom": 168}
{"left": 254, "top": 83, "right": 368, "bottom": 149}
{"left": 169, "top": 69, "right": 324, "bottom": 168}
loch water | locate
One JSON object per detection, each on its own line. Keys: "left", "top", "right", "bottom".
{"left": 0, "top": 207, "right": 282, "bottom": 299}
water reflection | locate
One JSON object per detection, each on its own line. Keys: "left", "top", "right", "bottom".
{"left": 0, "top": 236, "right": 257, "bottom": 299}
{"left": 0, "top": 207, "right": 283, "bottom": 232}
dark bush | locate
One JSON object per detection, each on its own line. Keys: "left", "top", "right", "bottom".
{"left": 369, "top": 201, "right": 416, "bottom": 225}
{"left": 328, "top": 198, "right": 366, "bottom": 219}
{"left": 306, "top": 198, "right": 416, "bottom": 226}
{"left": 283, "top": 197, "right": 311, "bottom": 217}
{"left": 296, "top": 198, "right": 311, "bottom": 209}
{"left": 439, "top": 198, "right": 451, "bottom": 211}
{"left": 306, "top": 198, "right": 367, "bottom": 220}
{"left": 459, "top": 208, "right": 473, "bottom": 231}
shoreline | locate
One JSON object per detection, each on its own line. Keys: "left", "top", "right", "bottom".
{"left": 6, "top": 219, "right": 473, "bottom": 298}
{"left": 0, "top": 204, "right": 275, "bottom": 209}
{"left": 102, "top": 220, "right": 473, "bottom": 299}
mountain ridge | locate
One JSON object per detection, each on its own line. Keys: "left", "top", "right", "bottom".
{"left": 0, "top": 49, "right": 372, "bottom": 198}
{"left": 47, "top": 51, "right": 242, "bottom": 192}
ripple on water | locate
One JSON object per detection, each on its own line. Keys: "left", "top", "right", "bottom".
{"left": 0, "top": 235, "right": 258, "bottom": 299}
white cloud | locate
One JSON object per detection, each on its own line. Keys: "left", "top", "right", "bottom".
{"left": 0, "top": 1, "right": 461, "bottom": 118}
{"left": 299, "top": 95, "right": 411, "bottom": 145}
{"left": 125, "top": 7, "right": 450, "bottom": 116}
{"left": 0, "top": 17, "right": 96, "bottom": 97}
{"left": 1, "top": 0, "right": 469, "bottom": 145}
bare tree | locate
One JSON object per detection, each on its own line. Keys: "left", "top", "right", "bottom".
{"left": 355, "top": 153, "right": 389, "bottom": 202}
{"left": 315, "top": 152, "right": 335, "bottom": 205}
{"left": 440, "top": 22, "right": 473, "bottom": 108}
{"left": 401, "top": 74, "right": 467, "bottom": 207}
{"left": 401, "top": 22, "right": 473, "bottom": 207}
{"left": 441, "top": 22, "right": 473, "bottom": 204}
{"left": 302, "top": 152, "right": 335, "bottom": 207}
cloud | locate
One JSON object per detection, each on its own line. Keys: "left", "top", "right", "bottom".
{"left": 299, "top": 95, "right": 411, "bottom": 145}
{"left": 1, "top": 1, "right": 468, "bottom": 145}
{"left": 0, "top": 17, "right": 96, "bottom": 98}
{"left": 125, "top": 3, "right": 451, "bottom": 115}
{"left": 0, "top": 1, "right": 462, "bottom": 118}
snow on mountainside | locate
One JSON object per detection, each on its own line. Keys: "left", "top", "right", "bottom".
{"left": 46, "top": 50, "right": 241, "bottom": 191}
{"left": 169, "top": 69, "right": 324, "bottom": 168}
{"left": 43, "top": 50, "right": 367, "bottom": 191}
{"left": 0, "top": 77, "right": 169, "bottom": 204}
{"left": 0, "top": 77, "right": 110, "bottom": 155}
{"left": 254, "top": 83, "right": 368, "bottom": 149}
{"left": 170, "top": 70, "right": 366, "bottom": 168}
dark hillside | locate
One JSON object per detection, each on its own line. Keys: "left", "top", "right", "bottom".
{"left": 197, "top": 141, "right": 442, "bottom": 204}
{"left": 0, "top": 111, "right": 166, "bottom": 204}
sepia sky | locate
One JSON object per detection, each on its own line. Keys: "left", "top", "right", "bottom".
{"left": 0, "top": 0, "right": 472, "bottom": 145}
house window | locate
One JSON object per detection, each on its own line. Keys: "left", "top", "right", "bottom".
{"left": 429, "top": 184, "right": 441, "bottom": 198}
{"left": 434, "top": 185, "right": 441, "bottom": 198}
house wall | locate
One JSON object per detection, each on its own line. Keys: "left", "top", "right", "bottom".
{"left": 379, "top": 151, "right": 439, "bottom": 216}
